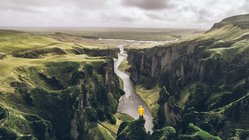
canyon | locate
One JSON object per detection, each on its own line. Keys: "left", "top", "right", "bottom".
{"left": 1, "top": 14, "right": 249, "bottom": 140}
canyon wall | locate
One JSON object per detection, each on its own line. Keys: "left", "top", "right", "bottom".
{"left": 127, "top": 22, "right": 249, "bottom": 139}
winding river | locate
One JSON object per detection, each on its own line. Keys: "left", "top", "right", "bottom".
{"left": 114, "top": 45, "right": 153, "bottom": 133}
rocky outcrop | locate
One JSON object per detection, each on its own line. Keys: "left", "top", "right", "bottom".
{"left": 229, "top": 129, "right": 249, "bottom": 140}
{"left": 72, "top": 46, "right": 119, "bottom": 58}
{"left": 179, "top": 123, "right": 222, "bottom": 140}
{"left": 151, "top": 126, "right": 176, "bottom": 140}
{"left": 127, "top": 39, "right": 217, "bottom": 89}
{"left": 117, "top": 118, "right": 148, "bottom": 140}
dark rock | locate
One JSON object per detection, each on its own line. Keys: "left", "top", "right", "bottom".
{"left": 85, "top": 107, "right": 98, "bottom": 122}
{"left": 24, "top": 114, "right": 56, "bottom": 140}
{"left": 179, "top": 123, "right": 222, "bottom": 140}
{"left": 38, "top": 73, "right": 65, "bottom": 90}
{"left": 245, "top": 73, "right": 249, "bottom": 89}
{"left": 72, "top": 46, "right": 118, "bottom": 58}
{"left": 151, "top": 126, "right": 176, "bottom": 140}
{"left": 106, "top": 113, "right": 116, "bottom": 124}
{"left": 117, "top": 118, "right": 148, "bottom": 140}
{"left": 0, "top": 127, "right": 17, "bottom": 140}
{"left": 229, "top": 129, "right": 249, "bottom": 140}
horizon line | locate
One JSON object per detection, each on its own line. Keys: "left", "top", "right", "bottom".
{"left": 0, "top": 26, "right": 207, "bottom": 31}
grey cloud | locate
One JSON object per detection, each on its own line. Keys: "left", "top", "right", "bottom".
{"left": 240, "top": 0, "right": 249, "bottom": 13}
{"left": 121, "top": 0, "right": 170, "bottom": 10}
{"left": 0, "top": 0, "right": 107, "bottom": 12}
{"left": 101, "top": 12, "right": 138, "bottom": 22}
{"left": 0, "top": 0, "right": 247, "bottom": 29}
{"left": 145, "top": 13, "right": 163, "bottom": 20}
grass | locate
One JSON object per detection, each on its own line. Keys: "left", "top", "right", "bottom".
{"left": 87, "top": 123, "right": 115, "bottom": 140}
{"left": 186, "top": 123, "right": 222, "bottom": 140}
{"left": 177, "top": 88, "right": 191, "bottom": 109}
{"left": 117, "top": 59, "right": 129, "bottom": 89}
{"left": 195, "top": 25, "right": 249, "bottom": 41}
{"left": 176, "top": 24, "right": 249, "bottom": 48}
{"left": 135, "top": 85, "right": 160, "bottom": 117}
{"left": 2, "top": 26, "right": 248, "bottom": 139}
{"left": 118, "top": 60, "right": 130, "bottom": 73}
{"left": 96, "top": 124, "right": 115, "bottom": 140}
{"left": 0, "top": 100, "right": 35, "bottom": 137}
{"left": 99, "top": 113, "right": 134, "bottom": 135}
{"left": 0, "top": 53, "right": 106, "bottom": 93}
{"left": 0, "top": 30, "right": 109, "bottom": 93}
{"left": 205, "top": 39, "right": 249, "bottom": 62}
{"left": 0, "top": 31, "right": 58, "bottom": 53}
{"left": 0, "top": 30, "right": 123, "bottom": 139}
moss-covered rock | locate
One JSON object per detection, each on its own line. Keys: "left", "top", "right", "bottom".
{"left": 179, "top": 123, "right": 222, "bottom": 140}
{"left": 85, "top": 107, "right": 98, "bottom": 122}
{"left": 0, "top": 57, "right": 123, "bottom": 140}
{"left": 229, "top": 129, "right": 249, "bottom": 140}
{"left": 152, "top": 126, "right": 176, "bottom": 140}
{"left": 117, "top": 118, "right": 149, "bottom": 140}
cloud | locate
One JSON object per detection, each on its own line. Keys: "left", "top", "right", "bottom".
{"left": 0, "top": 0, "right": 248, "bottom": 29}
{"left": 121, "top": 0, "right": 170, "bottom": 10}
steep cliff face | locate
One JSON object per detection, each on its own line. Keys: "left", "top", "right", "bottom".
{"left": 0, "top": 35, "right": 124, "bottom": 140}
{"left": 72, "top": 46, "right": 119, "bottom": 58}
{"left": 0, "top": 54, "right": 123, "bottom": 140}
{"left": 128, "top": 39, "right": 216, "bottom": 89}
{"left": 0, "top": 29, "right": 128, "bottom": 140}
{"left": 127, "top": 15, "right": 249, "bottom": 139}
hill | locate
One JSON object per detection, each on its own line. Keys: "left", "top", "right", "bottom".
{"left": 210, "top": 14, "right": 249, "bottom": 31}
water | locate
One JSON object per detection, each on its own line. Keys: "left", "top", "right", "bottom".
{"left": 114, "top": 45, "right": 153, "bottom": 132}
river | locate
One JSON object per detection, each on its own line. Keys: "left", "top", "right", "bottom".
{"left": 114, "top": 45, "right": 153, "bottom": 133}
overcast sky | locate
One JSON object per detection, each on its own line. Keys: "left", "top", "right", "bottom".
{"left": 0, "top": 0, "right": 248, "bottom": 29}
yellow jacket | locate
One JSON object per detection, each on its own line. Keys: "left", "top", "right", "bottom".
{"left": 138, "top": 106, "right": 144, "bottom": 116}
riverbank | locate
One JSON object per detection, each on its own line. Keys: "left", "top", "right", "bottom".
{"left": 114, "top": 45, "right": 154, "bottom": 132}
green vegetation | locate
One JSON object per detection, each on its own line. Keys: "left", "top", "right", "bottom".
{"left": 117, "top": 118, "right": 148, "bottom": 140}
{"left": 135, "top": 86, "right": 160, "bottom": 117}
{"left": 179, "top": 123, "right": 222, "bottom": 140}
{"left": 86, "top": 123, "right": 115, "bottom": 140}
{"left": 2, "top": 14, "right": 249, "bottom": 140}
{"left": 118, "top": 59, "right": 130, "bottom": 72}
{"left": 97, "top": 124, "right": 115, "bottom": 140}
{"left": 177, "top": 88, "right": 191, "bottom": 109}
{"left": 100, "top": 113, "right": 134, "bottom": 136}
{"left": 0, "top": 30, "right": 58, "bottom": 53}
{"left": 123, "top": 14, "right": 249, "bottom": 140}
{"left": 152, "top": 126, "right": 176, "bottom": 140}
{"left": 0, "top": 30, "right": 126, "bottom": 139}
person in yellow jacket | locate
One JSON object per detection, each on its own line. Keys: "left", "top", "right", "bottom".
{"left": 138, "top": 105, "right": 144, "bottom": 118}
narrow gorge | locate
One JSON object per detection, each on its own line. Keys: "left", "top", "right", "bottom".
{"left": 114, "top": 45, "right": 153, "bottom": 132}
